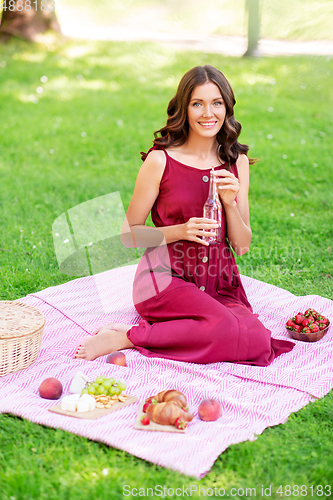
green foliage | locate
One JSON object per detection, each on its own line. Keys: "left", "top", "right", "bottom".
{"left": 0, "top": 39, "right": 332, "bottom": 498}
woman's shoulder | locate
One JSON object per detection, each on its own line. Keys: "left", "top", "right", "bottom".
{"left": 143, "top": 148, "right": 166, "bottom": 171}
{"left": 236, "top": 154, "right": 249, "bottom": 169}
{"left": 235, "top": 154, "right": 249, "bottom": 177}
{"left": 145, "top": 148, "right": 166, "bottom": 162}
{"left": 139, "top": 148, "right": 167, "bottom": 184}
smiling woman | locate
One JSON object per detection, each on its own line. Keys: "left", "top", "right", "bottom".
{"left": 75, "top": 65, "right": 295, "bottom": 365}
{"left": 149, "top": 65, "right": 252, "bottom": 168}
{"left": 187, "top": 83, "right": 226, "bottom": 138}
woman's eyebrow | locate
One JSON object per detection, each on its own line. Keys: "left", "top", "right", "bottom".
{"left": 190, "top": 97, "right": 223, "bottom": 102}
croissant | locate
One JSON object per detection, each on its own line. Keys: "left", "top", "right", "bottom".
{"left": 146, "top": 401, "right": 194, "bottom": 426}
{"left": 152, "top": 390, "right": 188, "bottom": 409}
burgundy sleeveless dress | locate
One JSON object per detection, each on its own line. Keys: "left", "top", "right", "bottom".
{"left": 126, "top": 150, "right": 294, "bottom": 365}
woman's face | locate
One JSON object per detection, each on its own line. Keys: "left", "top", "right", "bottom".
{"left": 187, "top": 82, "right": 226, "bottom": 139}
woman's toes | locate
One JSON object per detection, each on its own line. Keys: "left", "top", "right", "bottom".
{"left": 74, "top": 344, "right": 86, "bottom": 359}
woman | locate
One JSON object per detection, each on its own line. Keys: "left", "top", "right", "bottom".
{"left": 75, "top": 65, "right": 294, "bottom": 365}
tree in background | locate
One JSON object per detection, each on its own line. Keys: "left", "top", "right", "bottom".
{"left": 244, "top": 0, "right": 262, "bottom": 57}
{"left": 0, "top": 0, "right": 61, "bottom": 42}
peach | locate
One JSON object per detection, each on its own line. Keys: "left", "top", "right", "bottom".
{"left": 39, "top": 377, "right": 63, "bottom": 400}
{"left": 198, "top": 399, "right": 222, "bottom": 421}
{"left": 106, "top": 351, "right": 127, "bottom": 366}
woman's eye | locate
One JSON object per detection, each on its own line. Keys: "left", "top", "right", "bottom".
{"left": 193, "top": 102, "right": 201, "bottom": 107}
{"left": 214, "top": 101, "right": 223, "bottom": 106}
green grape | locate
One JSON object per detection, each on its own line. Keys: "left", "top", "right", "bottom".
{"left": 117, "top": 381, "right": 127, "bottom": 392}
{"left": 95, "top": 375, "right": 106, "bottom": 384}
{"left": 97, "top": 385, "right": 105, "bottom": 395}
{"left": 108, "top": 386, "right": 117, "bottom": 396}
{"left": 92, "top": 382, "right": 99, "bottom": 389}
{"left": 108, "top": 377, "right": 116, "bottom": 385}
{"left": 87, "top": 385, "right": 96, "bottom": 394}
{"left": 113, "top": 387, "right": 121, "bottom": 395}
{"left": 102, "top": 379, "right": 112, "bottom": 390}
{"left": 81, "top": 388, "right": 88, "bottom": 395}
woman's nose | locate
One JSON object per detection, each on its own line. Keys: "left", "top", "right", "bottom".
{"left": 202, "top": 105, "right": 213, "bottom": 117}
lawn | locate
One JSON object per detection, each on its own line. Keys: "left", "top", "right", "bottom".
{"left": 0, "top": 38, "right": 333, "bottom": 499}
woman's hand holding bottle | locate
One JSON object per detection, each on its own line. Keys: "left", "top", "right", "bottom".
{"left": 181, "top": 217, "right": 219, "bottom": 246}
{"left": 214, "top": 170, "right": 240, "bottom": 206}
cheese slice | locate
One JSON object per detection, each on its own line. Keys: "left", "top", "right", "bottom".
{"left": 60, "top": 394, "right": 96, "bottom": 412}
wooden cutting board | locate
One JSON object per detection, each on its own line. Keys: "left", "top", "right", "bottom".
{"left": 49, "top": 395, "right": 138, "bottom": 420}
{"left": 134, "top": 401, "right": 188, "bottom": 433}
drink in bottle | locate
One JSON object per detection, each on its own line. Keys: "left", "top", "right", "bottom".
{"left": 203, "top": 169, "right": 222, "bottom": 244}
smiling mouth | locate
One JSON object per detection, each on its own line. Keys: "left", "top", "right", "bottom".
{"left": 199, "top": 122, "right": 217, "bottom": 128}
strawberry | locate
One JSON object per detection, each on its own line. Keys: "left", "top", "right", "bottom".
{"left": 302, "top": 318, "right": 310, "bottom": 327}
{"left": 310, "top": 324, "right": 319, "bottom": 333}
{"left": 286, "top": 319, "right": 296, "bottom": 328}
{"left": 295, "top": 314, "right": 304, "bottom": 325}
{"left": 175, "top": 417, "right": 188, "bottom": 430}
{"left": 140, "top": 415, "right": 150, "bottom": 425}
{"left": 142, "top": 402, "right": 151, "bottom": 413}
{"left": 305, "top": 328, "right": 311, "bottom": 333}
{"left": 293, "top": 325, "right": 301, "bottom": 333}
{"left": 145, "top": 397, "right": 157, "bottom": 404}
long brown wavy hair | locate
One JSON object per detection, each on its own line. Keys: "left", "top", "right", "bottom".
{"left": 141, "top": 65, "right": 256, "bottom": 167}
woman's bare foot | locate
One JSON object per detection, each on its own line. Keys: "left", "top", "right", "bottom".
{"left": 93, "top": 322, "right": 135, "bottom": 335}
{"left": 75, "top": 325, "right": 135, "bottom": 361}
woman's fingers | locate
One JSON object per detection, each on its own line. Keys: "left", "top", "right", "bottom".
{"left": 214, "top": 169, "right": 236, "bottom": 179}
{"left": 217, "top": 184, "right": 239, "bottom": 192}
{"left": 188, "top": 217, "right": 219, "bottom": 224}
{"left": 214, "top": 171, "right": 239, "bottom": 187}
{"left": 184, "top": 218, "right": 219, "bottom": 245}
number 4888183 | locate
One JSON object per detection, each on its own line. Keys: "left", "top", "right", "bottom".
{"left": 1, "top": 1, "right": 55, "bottom": 12}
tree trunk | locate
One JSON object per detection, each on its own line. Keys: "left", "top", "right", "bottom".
{"left": 243, "top": 0, "right": 262, "bottom": 57}
{"left": 0, "top": 0, "right": 62, "bottom": 43}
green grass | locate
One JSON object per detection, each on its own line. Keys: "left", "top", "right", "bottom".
{"left": 0, "top": 38, "right": 333, "bottom": 499}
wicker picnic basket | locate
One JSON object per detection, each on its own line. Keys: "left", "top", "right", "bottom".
{"left": 0, "top": 301, "right": 45, "bottom": 377}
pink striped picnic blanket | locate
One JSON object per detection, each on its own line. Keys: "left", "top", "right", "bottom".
{"left": 1, "top": 265, "right": 332, "bottom": 478}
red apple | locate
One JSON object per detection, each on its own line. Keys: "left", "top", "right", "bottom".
{"left": 106, "top": 351, "right": 127, "bottom": 366}
{"left": 39, "top": 377, "right": 63, "bottom": 400}
{"left": 198, "top": 399, "right": 222, "bottom": 421}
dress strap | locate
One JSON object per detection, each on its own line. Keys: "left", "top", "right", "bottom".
{"left": 141, "top": 144, "right": 165, "bottom": 162}
{"left": 231, "top": 162, "right": 239, "bottom": 179}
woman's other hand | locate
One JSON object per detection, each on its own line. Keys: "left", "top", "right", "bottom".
{"left": 181, "top": 217, "right": 219, "bottom": 246}
{"left": 214, "top": 169, "right": 240, "bottom": 206}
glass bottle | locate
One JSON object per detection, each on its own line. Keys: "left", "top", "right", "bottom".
{"left": 202, "top": 169, "right": 222, "bottom": 244}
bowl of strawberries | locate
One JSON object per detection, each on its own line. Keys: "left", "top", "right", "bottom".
{"left": 286, "top": 308, "right": 330, "bottom": 342}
